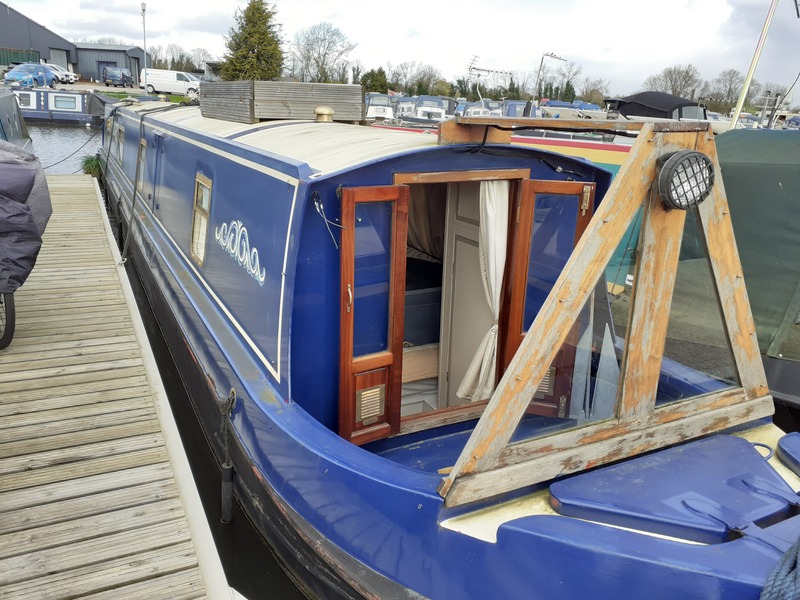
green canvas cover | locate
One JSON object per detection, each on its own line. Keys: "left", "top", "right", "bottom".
{"left": 717, "top": 129, "right": 800, "bottom": 362}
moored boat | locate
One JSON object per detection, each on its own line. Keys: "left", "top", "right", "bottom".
{"left": 101, "top": 92, "right": 800, "bottom": 599}
{"left": 0, "top": 87, "right": 32, "bottom": 150}
{"left": 12, "top": 87, "right": 105, "bottom": 126}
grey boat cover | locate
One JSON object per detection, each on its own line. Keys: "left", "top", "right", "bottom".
{"left": 716, "top": 129, "right": 800, "bottom": 362}
{"left": 0, "top": 139, "right": 52, "bottom": 294}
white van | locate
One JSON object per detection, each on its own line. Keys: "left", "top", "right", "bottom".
{"left": 139, "top": 68, "right": 200, "bottom": 96}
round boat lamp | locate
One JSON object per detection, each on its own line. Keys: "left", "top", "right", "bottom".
{"left": 656, "top": 150, "right": 715, "bottom": 210}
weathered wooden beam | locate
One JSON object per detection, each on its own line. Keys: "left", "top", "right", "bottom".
{"left": 437, "top": 119, "right": 511, "bottom": 145}
{"left": 497, "top": 386, "right": 750, "bottom": 466}
{"left": 444, "top": 393, "right": 773, "bottom": 506}
{"left": 618, "top": 193, "right": 686, "bottom": 419}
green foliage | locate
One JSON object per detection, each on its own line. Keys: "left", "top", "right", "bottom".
{"left": 221, "top": 0, "right": 283, "bottom": 81}
{"left": 361, "top": 68, "right": 388, "bottom": 93}
{"left": 81, "top": 154, "right": 104, "bottom": 178}
{"left": 562, "top": 81, "right": 576, "bottom": 103}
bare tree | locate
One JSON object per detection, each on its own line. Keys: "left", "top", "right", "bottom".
{"left": 147, "top": 45, "right": 169, "bottom": 69}
{"left": 578, "top": 77, "right": 610, "bottom": 105}
{"left": 708, "top": 69, "right": 744, "bottom": 104}
{"left": 291, "top": 22, "right": 356, "bottom": 83}
{"left": 410, "top": 64, "right": 443, "bottom": 95}
{"left": 556, "top": 61, "right": 583, "bottom": 96}
{"left": 642, "top": 64, "right": 703, "bottom": 98}
{"left": 350, "top": 60, "right": 363, "bottom": 86}
{"left": 511, "top": 70, "right": 536, "bottom": 97}
{"left": 388, "top": 61, "right": 418, "bottom": 92}
{"left": 190, "top": 48, "right": 213, "bottom": 71}
{"left": 93, "top": 36, "right": 130, "bottom": 45}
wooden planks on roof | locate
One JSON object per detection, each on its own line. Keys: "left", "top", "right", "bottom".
{"left": 0, "top": 175, "right": 230, "bottom": 599}
{"left": 199, "top": 80, "right": 364, "bottom": 124}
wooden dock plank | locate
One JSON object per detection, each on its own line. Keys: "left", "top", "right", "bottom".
{"left": 0, "top": 378, "right": 149, "bottom": 412}
{"left": 0, "top": 432, "right": 164, "bottom": 476}
{"left": 0, "top": 498, "right": 185, "bottom": 559}
{"left": 0, "top": 420, "right": 162, "bottom": 460}
{"left": 0, "top": 542, "right": 199, "bottom": 598}
{"left": 79, "top": 569, "right": 206, "bottom": 600}
{"left": 0, "top": 463, "right": 176, "bottom": 513}
{"left": 0, "top": 478, "right": 178, "bottom": 535}
{"left": 0, "top": 175, "right": 226, "bottom": 598}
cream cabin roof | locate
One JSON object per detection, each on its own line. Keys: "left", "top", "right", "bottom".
{"left": 125, "top": 103, "right": 439, "bottom": 178}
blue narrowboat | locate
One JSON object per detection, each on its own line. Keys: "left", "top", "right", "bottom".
{"left": 101, "top": 97, "right": 800, "bottom": 599}
{"left": 12, "top": 88, "right": 104, "bottom": 126}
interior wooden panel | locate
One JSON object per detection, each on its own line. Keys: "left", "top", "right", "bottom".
{"left": 402, "top": 345, "right": 439, "bottom": 383}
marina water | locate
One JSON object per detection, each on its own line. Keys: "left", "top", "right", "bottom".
{"left": 28, "top": 123, "right": 307, "bottom": 599}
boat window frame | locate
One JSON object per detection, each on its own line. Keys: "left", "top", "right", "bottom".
{"left": 136, "top": 139, "right": 146, "bottom": 192}
{"left": 16, "top": 92, "right": 33, "bottom": 108}
{"left": 112, "top": 123, "right": 124, "bottom": 164}
{"left": 190, "top": 173, "right": 212, "bottom": 267}
{"left": 52, "top": 95, "right": 77, "bottom": 110}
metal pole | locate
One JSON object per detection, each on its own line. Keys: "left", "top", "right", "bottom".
{"left": 141, "top": 3, "right": 147, "bottom": 94}
{"left": 534, "top": 54, "right": 546, "bottom": 102}
{"left": 534, "top": 52, "right": 566, "bottom": 104}
{"left": 729, "top": 0, "right": 780, "bottom": 130}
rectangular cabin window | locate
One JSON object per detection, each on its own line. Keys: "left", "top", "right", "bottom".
{"left": 53, "top": 95, "right": 77, "bottom": 110}
{"left": 136, "top": 140, "right": 146, "bottom": 192}
{"left": 112, "top": 124, "right": 124, "bottom": 164}
{"left": 191, "top": 174, "right": 212, "bottom": 266}
{"left": 16, "top": 93, "right": 32, "bottom": 108}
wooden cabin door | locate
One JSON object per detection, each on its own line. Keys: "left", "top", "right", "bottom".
{"left": 500, "top": 180, "right": 595, "bottom": 417}
{"left": 339, "top": 185, "right": 409, "bottom": 444}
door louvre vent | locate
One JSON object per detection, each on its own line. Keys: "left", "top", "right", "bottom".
{"left": 357, "top": 384, "right": 385, "bottom": 425}
{"left": 534, "top": 366, "right": 556, "bottom": 398}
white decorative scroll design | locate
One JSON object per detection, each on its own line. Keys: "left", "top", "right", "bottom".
{"left": 215, "top": 220, "right": 266, "bottom": 286}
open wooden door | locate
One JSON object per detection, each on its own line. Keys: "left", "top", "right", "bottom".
{"left": 339, "top": 185, "right": 409, "bottom": 444}
{"left": 500, "top": 180, "right": 595, "bottom": 417}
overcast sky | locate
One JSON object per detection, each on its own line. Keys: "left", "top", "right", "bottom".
{"left": 13, "top": 0, "right": 800, "bottom": 96}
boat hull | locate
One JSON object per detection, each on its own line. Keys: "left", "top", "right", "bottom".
{"left": 100, "top": 105, "right": 800, "bottom": 600}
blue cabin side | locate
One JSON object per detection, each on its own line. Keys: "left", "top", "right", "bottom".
{"left": 103, "top": 103, "right": 614, "bottom": 444}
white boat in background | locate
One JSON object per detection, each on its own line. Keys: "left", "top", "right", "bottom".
{"left": 365, "top": 92, "right": 394, "bottom": 121}
{"left": 540, "top": 100, "right": 607, "bottom": 120}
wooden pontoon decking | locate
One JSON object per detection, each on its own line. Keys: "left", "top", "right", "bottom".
{"left": 0, "top": 175, "right": 230, "bottom": 599}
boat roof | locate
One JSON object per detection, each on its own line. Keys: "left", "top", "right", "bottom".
{"left": 123, "top": 103, "right": 440, "bottom": 177}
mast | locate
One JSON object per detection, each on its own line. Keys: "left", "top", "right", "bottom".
{"left": 729, "top": 0, "right": 780, "bottom": 130}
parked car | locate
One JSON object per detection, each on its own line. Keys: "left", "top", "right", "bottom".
{"left": 2, "top": 63, "right": 59, "bottom": 88}
{"left": 48, "top": 64, "right": 77, "bottom": 84}
{"left": 102, "top": 67, "right": 134, "bottom": 88}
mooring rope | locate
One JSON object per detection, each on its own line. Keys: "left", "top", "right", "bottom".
{"left": 761, "top": 536, "right": 800, "bottom": 600}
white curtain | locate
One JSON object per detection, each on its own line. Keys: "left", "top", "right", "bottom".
{"left": 457, "top": 180, "right": 509, "bottom": 401}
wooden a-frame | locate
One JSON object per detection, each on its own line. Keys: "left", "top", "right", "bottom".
{"left": 436, "top": 119, "right": 773, "bottom": 507}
